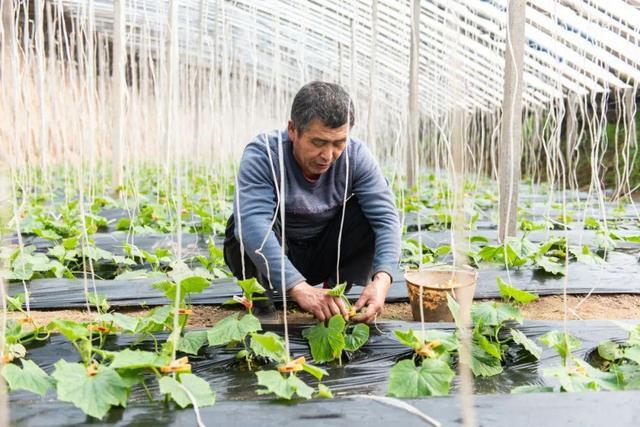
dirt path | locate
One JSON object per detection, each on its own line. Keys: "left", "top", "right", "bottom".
{"left": 7, "top": 294, "right": 640, "bottom": 327}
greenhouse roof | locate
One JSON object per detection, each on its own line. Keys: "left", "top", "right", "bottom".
{"left": 56, "top": 0, "right": 640, "bottom": 115}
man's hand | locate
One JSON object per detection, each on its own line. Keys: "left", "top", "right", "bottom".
{"left": 352, "top": 272, "right": 392, "bottom": 323}
{"left": 289, "top": 282, "right": 348, "bottom": 322}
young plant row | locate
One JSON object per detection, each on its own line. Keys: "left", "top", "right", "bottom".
{"left": 387, "top": 279, "right": 542, "bottom": 397}
{"left": 0, "top": 276, "right": 371, "bottom": 419}
{"left": 0, "top": 235, "right": 230, "bottom": 282}
{"left": 402, "top": 231, "right": 640, "bottom": 274}
{"left": 514, "top": 321, "right": 640, "bottom": 393}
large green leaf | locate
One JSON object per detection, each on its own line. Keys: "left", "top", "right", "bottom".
{"left": 6, "top": 293, "right": 26, "bottom": 312}
{"left": 414, "top": 330, "right": 458, "bottom": 352}
{"left": 52, "top": 360, "right": 128, "bottom": 420}
{"left": 394, "top": 329, "right": 421, "bottom": 349}
{"left": 624, "top": 345, "right": 640, "bottom": 364}
{"left": 534, "top": 255, "right": 565, "bottom": 275}
{"left": 612, "top": 364, "right": 640, "bottom": 390}
{"left": 136, "top": 305, "right": 173, "bottom": 333}
{"left": 387, "top": 359, "right": 454, "bottom": 397}
{"left": 576, "top": 359, "right": 624, "bottom": 391}
{"left": 2, "top": 359, "right": 54, "bottom": 396}
{"left": 99, "top": 313, "right": 139, "bottom": 333}
{"left": 168, "top": 261, "right": 213, "bottom": 286}
{"left": 82, "top": 246, "right": 114, "bottom": 262}
{"left": 180, "top": 276, "right": 210, "bottom": 294}
{"left": 540, "top": 331, "right": 581, "bottom": 363}
{"left": 471, "top": 303, "right": 498, "bottom": 326}
{"left": 154, "top": 275, "right": 210, "bottom": 303}
{"left": 495, "top": 302, "right": 524, "bottom": 324}
{"left": 395, "top": 329, "right": 457, "bottom": 361}
{"left": 570, "top": 245, "right": 605, "bottom": 266}
{"left": 301, "top": 362, "right": 328, "bottom": 381}
{"left": 344, "top": 323, "right": 369, "bottom": 352}
{"left": 612, "top": 321, "right": 640, "bottom": 346}
{"left": 147, "top": 305, "right": 173, "bottom": 324}
{"left": 159, "top": 374, "right": 216, "bottom": 408}
{"left": 497, "top": 278, "right": 538, "bottom": 304}
{"left": 250, "top": 332, "right": 287, "bottom": 363}
{"left": 597, "top": 340, "right": 624, "bottom": 361}
{"left": 255, "top": 370, "right": 314, "bottom": 400}
{"left": 207, "top": 313, "right": 261, "bottom": 346}
{"left": 283, "top": 374, "right": 314, "bottom": 399}
{"left": 510, "top": 329, "right": 542, "bottom": 359}
{"left": 178, "top": 331, "right": 209, "bottom": 355}
{"left": 471, "top": 343, "right": 503, "bottom": 377}
{"left": 109, "top": 349, "right": 169, "bottom": 370}
{"left": 475, "top": 333, "right": 501, "bottom": 360}
{"left": 237, "top": 277, "right": 266, "bottom": 299}
{"left": 302, "top": 315, "right": 346, "bottom": 363}
{"left": 543, "top": 363, "right": 612, "bottom": 393}
{"left": 48, "top": 319, "right": 90, "bottom": 341}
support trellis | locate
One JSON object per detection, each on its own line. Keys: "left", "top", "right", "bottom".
{"left": 498, "top": 0, "right": 526, "bottom": 242}
{"left": 1, "top": 2, "right": 640, "bottom": 422}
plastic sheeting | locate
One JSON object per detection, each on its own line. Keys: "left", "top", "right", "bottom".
{"left": 3, "top": 232, "right": 221, "bottom": 257}
{"left": 8, "top": 250, "right": 640, "bottom": 309}
{"left": 10, "top": 390, "right": 640, "bottom": 427}
{"left": 8, "top": 320, "right": 640, "bottom": 426}
{"left": 407, "top": 229, "right": 640, "bottom": 250}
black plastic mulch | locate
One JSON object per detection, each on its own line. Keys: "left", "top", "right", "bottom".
{"left": 8, "top": 320, "right": 640, "bottom": 426}
{"left": 8, "top": 248, "right": 640, "bottom": 310}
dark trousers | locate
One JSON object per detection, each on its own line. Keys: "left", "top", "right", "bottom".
{"left": 223, "top": 197, "right": 375, "bottom": 294}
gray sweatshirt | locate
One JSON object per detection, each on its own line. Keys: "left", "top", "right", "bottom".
{"left": 233, "top": 129, "right": 400, "bottom": 292}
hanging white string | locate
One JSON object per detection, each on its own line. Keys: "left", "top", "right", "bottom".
{"left": 276, "top": 130, "right": 291, "bottom": 357}
{"left": 335, "top": 102, "right": 352, "bottom": 286}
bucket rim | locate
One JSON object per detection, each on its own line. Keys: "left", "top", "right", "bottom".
{"left": 404, "top": 264, "right": 478, "bottom": 289}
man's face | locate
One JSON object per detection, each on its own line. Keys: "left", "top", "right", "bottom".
{"left": 288, "top": 119, "right": 349, "bottom": 179}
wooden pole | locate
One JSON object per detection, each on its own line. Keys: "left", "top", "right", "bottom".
{"left": 111, "top": 0, "right": 125, "bottom": 195}
{"left": 451, "top": 109, "right": 467, "bottom": 266}
{"left": 498, "top": 0, "right": 526, "bottom": 242}
{"left": 565, "top": 94, "right": 577, "bottom": 192}
{"left": 34, "top": 0, "right": 48, "bottom": 176}
{"left": 407, "top": 0, "right": 420, "bottom": 188}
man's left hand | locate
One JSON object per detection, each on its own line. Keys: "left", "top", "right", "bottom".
{"left": 352, "top": 272, "right": 392, "bottom": 323}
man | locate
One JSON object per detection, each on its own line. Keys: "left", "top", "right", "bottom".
{"left": 224, "top": 81, "right": 400, "bottom": 323}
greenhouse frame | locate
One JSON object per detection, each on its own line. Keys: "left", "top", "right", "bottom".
{"left": 1, "top": 0, "right": 640, "bottom": 426}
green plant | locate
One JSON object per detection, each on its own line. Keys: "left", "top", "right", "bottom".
{"left": 2, "top": 262, "right": 219, "bottom": 419}
{"left": 0, "top": 245, "right": 69, "bottom": 280}
{"left": 302, "top": 284, "right": 370, "bottom": 364}
{"left": 387, "top": 329, "right": 457, "bottom": 397}
{"left": 468, "top": 235, "right": 605, "bottom": 275}
{"left": 513, "top": 322, "right": 640, "bottom": 395}
{"left": 222, "top": 277, "right": 268, "bottom": 313}
{"left": 401, "top": 238, "right": 451, "bottom": 267}
{"left": 193, "top": 237, "right": 230, "bottom": 279}
{"left": 251, "top": 334, "right": 332, "bottom": 400}
{"left": 448, "top": 278, "right": 542, "bottom": 377}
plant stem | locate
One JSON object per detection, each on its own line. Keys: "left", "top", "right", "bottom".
{"left": 141, "top": 379, "right": 154, "bottom": 401}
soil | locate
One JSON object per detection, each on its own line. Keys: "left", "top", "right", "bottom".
{"left": 7, "top": 294, "right": 640, "bottom": 326}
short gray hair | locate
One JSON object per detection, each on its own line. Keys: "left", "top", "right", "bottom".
{"left": 290, "top": 81, "right": 355, "bottom": 133}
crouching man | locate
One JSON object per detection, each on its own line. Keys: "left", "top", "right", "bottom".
{"left": 224, "top": 81, "right": 400, "bottom": 323}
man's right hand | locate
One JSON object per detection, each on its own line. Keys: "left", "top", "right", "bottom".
{"left": 289, "top": 282, "right": 348, "bottom": 322}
